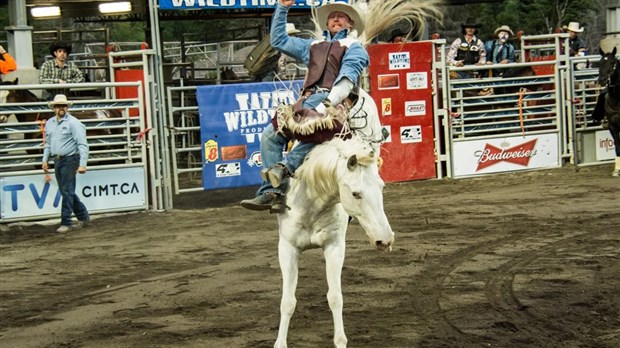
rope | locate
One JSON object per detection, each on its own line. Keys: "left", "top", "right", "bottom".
{"left": 518, "top": 88, "right": 526, "bottom": 137}
{"left": 136, "top": 127, "right": 153, "bottom": 142}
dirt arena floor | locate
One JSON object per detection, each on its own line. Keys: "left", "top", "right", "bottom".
{"left": 1, "top": 164, "right": 619, "bottom": 348}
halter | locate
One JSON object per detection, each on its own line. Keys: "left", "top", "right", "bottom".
{"left": 604, "top": 56, "right": 619, "bottom": 89}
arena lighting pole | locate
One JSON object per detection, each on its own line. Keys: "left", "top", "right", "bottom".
{"left": 148, "top": 0, "right": 174, "bottom": 211}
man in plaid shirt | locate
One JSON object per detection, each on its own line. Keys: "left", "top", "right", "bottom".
{"left": 39, "top": 41, "right": 84, "bottom": 100}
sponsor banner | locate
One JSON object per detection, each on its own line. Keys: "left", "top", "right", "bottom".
{"left": 406, "top": 72, "right": 428, "bottom": 89}
{"left": 159, "top": 0, "right": 345, "bottom": 10}
{"left": 595, "top": 130, "right": 616, "bottom": 161}
{"left": 400, "top": 125, "right": 422, "bottom": 143}
{"left": 381, "top": 98, "right": 392, "bottom": 116}
{"left": 0, "top": 167, "right": 146, "bottom": 220}
{"left": 452, "top": 133, "right": 560, "bottom": 177}
{"left": 197, "top": 81, "right": 303, "bottom": 190}
{"left": 404, "top": 100, "right": 426, "bottom": 116}
{"left": 388, "top": 52, "right": 410, "bottom": 70}
{"left": 377, "top": 74, "right": 400, "bottom": 90}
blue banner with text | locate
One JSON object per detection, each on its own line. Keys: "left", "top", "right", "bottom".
{"left": 159, "top": 0, "right": 346, "bottom": 10}
{"left": 197, "top": 81, "right": 302, "bottom": 190}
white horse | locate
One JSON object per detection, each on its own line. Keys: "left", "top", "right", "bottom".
{"left": 273, "top": 134, "right": 394, "bottom": 348}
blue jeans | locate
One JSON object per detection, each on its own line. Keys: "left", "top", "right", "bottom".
{"left": 55, "top": 154, "right": 89, "bottom": 226}
{"left": 256, "top": 92, "right": 328, "bottom": 197}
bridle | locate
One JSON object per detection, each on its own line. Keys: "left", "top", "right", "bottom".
{"left": 603, "top": 55, "right": 619, "bottom": 89}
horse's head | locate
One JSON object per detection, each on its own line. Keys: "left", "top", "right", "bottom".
{"left": 4, "top": 78, "right": 39, "bottom": 104}
{"left": 598, "top": 47, "right": 618, "bottom": 86}
{"left": 338, "top": 143, "right": 394, "bottom": 252}
{"left": 299, "top": 136, "right": 394, "bottom": 251}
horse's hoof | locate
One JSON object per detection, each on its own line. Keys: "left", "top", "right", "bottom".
{"left": 612, "top": 170, "right": 620, "bottom": 177}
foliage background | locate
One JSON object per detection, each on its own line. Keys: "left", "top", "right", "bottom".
{"left": 0, "top": 0, "right": 617, "bottom": 65}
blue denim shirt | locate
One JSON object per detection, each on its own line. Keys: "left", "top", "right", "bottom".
{"left": 270, "top": 4, "right": 369, "bottom": 88}
{"left": 42, "top": 113, "right": 89, "bottom": 167}
{"left": 484, "top": 40, "right": 516, "bottom": 64}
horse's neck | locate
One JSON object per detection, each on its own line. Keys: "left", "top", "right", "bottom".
{"left": 288, "top": 180, "right": 339, "bottom": 218}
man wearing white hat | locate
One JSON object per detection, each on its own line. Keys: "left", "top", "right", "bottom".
{"left": 241, "top": 0, "right": 369, "bottom": 213}
{"left": 42, "top": 94, "right": 90, "bottom": 233}
{"left": 563, "top": 22, "right": 587, "bottom": 57}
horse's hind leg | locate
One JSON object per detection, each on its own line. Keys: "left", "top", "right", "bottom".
{"left": 275, "top": 240, "right": 300, "bottom": 348}
{"left": 609, "top": 122, "right": 620, "bottom": 176}
{"left": 324, "top": 242, "right": 347, "bottom": 348}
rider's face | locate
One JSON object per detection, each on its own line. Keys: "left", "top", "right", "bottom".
{"left": 327, "top": 11, "right": 353, "bottom": 35}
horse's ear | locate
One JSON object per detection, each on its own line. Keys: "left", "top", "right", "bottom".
{"left": 613, "top": 47, "right": 617, "bottom": 56}
{"left": 13, "top": 78, "right": 18, "bottom": 85}
{"left": 600, "top": 47, "right": 604, "bottom": 56}
{"left": 347, "top": 155, "right": 358, "bottom": 171}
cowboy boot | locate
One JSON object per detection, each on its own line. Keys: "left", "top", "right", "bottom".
{"left": 269, "top": 194, "right": 288, "bottom": 214}
{"left": 240, "top": 192, "right": 278, "bottom": 211}
{"left": 262, "top": 164, "right": 290, "bottom": 188}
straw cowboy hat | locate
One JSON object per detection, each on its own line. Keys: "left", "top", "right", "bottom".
{"left": 316, "top": 1, "right": 365, "bottom": 34}
{"left": 48, "top": 94, "right": 73, "bottom": 109}
{"left": 563, "top": 22, "right": 584, "bottom": 33}
{"left": 49, "top": 41, "right": 72, "bottom": 57}
{"left": 494, "top": 25, "right": 514, "bottom": 37}
{"left": 286, "top": 23, "right": 301, "bottom": 35}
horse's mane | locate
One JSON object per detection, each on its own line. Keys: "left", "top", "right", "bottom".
{"left": 293, "top": 137, "right": 377, "bottom": 200}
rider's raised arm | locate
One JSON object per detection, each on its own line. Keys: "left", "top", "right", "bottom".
{"left": 270, "top": 1, "right": 312, "bottom": 65}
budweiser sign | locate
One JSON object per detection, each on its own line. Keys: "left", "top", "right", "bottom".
{"left": 475, "top": 139, "right": 538, "bottom": 171}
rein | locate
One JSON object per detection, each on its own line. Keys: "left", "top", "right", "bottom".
{"left": 606, "top": 58, "right": 620, "bottom": 89}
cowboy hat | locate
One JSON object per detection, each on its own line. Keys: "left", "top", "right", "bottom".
{"left": 389, "top": 28, "right": 408, "bottom": 42}
{"left": 316, "top": 2, "right": 365, "bottom": 35}
{"left": 49, "top": 41, "right": 72, "bottom": 57}
{"left": 286, "top": 23, "right": 301, "bottom": 35}
{"left": 48, "top": 94, "right": 73, "bottom": 109}
{"left": 494, "top": 25, "right": 514, "bottom": 37}
{"left": 563, "top": 22, "right": 584, "bottom": 33}
{"left": 460, "top": 18, "right": 481, "bottom": 29}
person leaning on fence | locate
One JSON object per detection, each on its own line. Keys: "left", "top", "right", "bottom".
{"left": 39, "top": 41, "right": 85, "bottom": 100}
{"left": 240, "top": 0, "right": 369, "bottom": 213}
{"left": 447, "top": 18, "right": 486, "bottom": 78}
{"left": 563, "top": 22, "right": 587, "bottom": 57}
{"left": 0, "top": 44, "right": 17, "bottom": 77}
{"left": 483, "top": 25, "right": 516, "bottom": 77}
{"left": 42, "top": 94, "right": 90, "bottom": 233}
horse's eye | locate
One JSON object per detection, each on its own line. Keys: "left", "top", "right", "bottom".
{"left": 352, "top": 192, "right": 362, "bottom": 199}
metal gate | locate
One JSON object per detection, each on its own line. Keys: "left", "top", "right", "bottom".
{"left": 0, "top": 81, "right": 150, "bottom": 222}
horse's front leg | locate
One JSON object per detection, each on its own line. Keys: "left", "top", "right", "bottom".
{"left": 275, "top": 238, "right": 300, "bottom": 348}
{"left": 324, "top": 241, "right": 347, "bottom": 348}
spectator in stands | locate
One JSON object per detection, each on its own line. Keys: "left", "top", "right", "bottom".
{"left": 42, "top": 94, "right": 90, "bottom": 233}
{"left": 563, "top": 22, "right": 587, "bottom": 57}
{"left": 0, "top": 44, "right": 17, "bottom": 77}
{"left": 241, "top": 0, "right": 369, "bottom": 213}
{"left": 388, "top": 28, "right": 408, "bottom": 43}
{"left": 484, "top": 25, "right": 516, "bottom": 77}
{"left": 447, "top": 18, "right": 486, "bottom": 78}
{"left": 39, "top": 41, "right": 85, "bottom": 100}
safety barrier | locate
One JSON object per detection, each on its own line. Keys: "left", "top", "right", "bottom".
{"left": 435, "top": 34, "right": 614, "bottom": 178}
{"left": 563, "top": 55, "right": 616, "bottom": 165}
{"left": 0, "top": 81, "right": 151, "bottom": 222}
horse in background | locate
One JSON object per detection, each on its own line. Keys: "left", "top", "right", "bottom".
{"left": 3, "top": 78, "right": 122, "bottom": 125}
{"left": 596, "top": 47, "right": 620, "bottom": 176}
{"left": 273, "top": 135, "right": 393, "bottom": 348}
